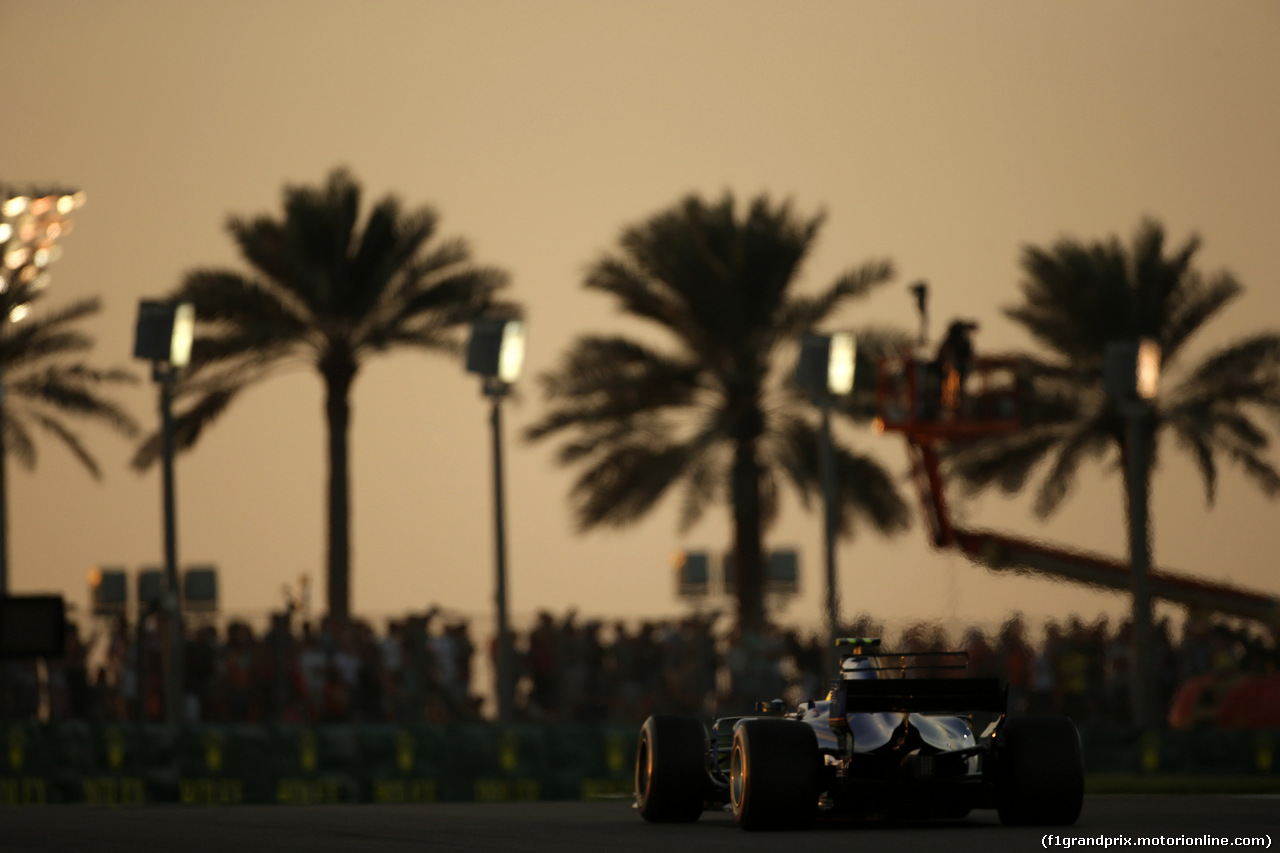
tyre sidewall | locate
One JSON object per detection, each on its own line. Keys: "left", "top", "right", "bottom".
{"left": 995, "top": 715, "right": 1084, "bottom": 826}
{"left": 635, "top": 714, "right": 708, "bottom": 823}
{"left": 730, "top": 719, "right": 820, "bottom": 831}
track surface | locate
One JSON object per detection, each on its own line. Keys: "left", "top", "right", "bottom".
{"left": 3, "top": 796, "right": 1276, "bottom": 853}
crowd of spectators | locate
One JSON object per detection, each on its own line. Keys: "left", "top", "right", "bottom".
{"left": 1, "top": 606, "right": 1275, "bottom": 729}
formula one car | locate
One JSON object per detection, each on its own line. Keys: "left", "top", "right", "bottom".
{"left": 635, "top": 637, "right": 1083, "bottom": 830}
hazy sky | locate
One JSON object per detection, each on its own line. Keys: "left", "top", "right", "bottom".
{"left": 3, "top": 0, "right": 1278, "bottom": 640}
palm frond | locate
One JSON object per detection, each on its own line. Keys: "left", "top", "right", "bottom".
{"left": 1166, "top": 410, "right": 1218, "bottom": 504}
{"left": 1215, "top": 410, "right": 1272, "bottom": 450}
{"left": 1173, "top": 333, "right": 1280, "bottom": 392}
{"left": 27, "top": 412, "right": 100, "bottom": 478}
{"left": 677, "top": 446, "right": 725, "bottom": 532}
{"left": 178, "top": 269, "right": 313, "bottom": 339}
{"left": 346, "top": 199, "right": 437, "bottom": 317}
{"left": 131, "top": 377, "right": 251, "bottom": 471}
{"left": 569, "top": 442, "right": 692, "bottom": 531}
{"left": 592, "top": 193, "right": 831, "bottom": 360}
{"left": 1032, "top": 419, "right": 1113, "bottom": 518}
{"left": 765, "top": 412, "right": 820, "bottom": 511}
{"left": 0, "top": 293, "right": 139, "bottom": 475}
{"left": 227, "top": 168, "right": 359, "bottom": 316}
{"left": 764, "top": 412, "right": 909, "bottom": 537}
{"left": 1220, "top": 439, "right": 1280, "bottom": 498}
{"left": 0, "top": 297, "right": 102, "bottom": 368}
{"left": 774, "top": 260, "right": 896, "bottom": 338}
{"left": 526, "top": 336, "right": 704, "bottom": 444}
{"left": 946, "top": 424, "right": 1072, "bottom": 496}
{"left": 1163, "top": 274, "right": 1240, "bottom": 366}
{"left": 363, "top": 266, "right": 508, "bottom": 352}
{"left": 7, "top": 365, "right": 140, "bottom": 438}
{"left": 583, "top": 256, "right": 695, "bottom": 342}
{"left": 12, "top": 295, "right": 101, "bottom": 330}
{"left": 550, "top": 421, "right": 635, "bottom": 466}
{"left": 833, "top": 448, "right": 912, "bottom": 537}
{"left": 2, "top": 413, "right": 36, "bottom": 470}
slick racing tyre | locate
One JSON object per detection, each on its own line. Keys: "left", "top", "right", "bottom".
{"left": 635, "top": 714, "right": 708, "bottom": 822}
{"left": 730, "top": 719, "right": 821, "bottom": 831}
{"left": 995, "top": 715, "right": 1084, "bottom": 826}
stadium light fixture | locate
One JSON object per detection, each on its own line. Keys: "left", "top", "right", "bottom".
{"left": 133, "top": 298, "right": 197, "bottom": 726}
{"left": 0, "top": 185, "right": 85, "bottom": 594}
{"left": 794, "top": 332, "right": 858, "bottom": 655}
{"left": 465, "top": 316, "right": 526, "bottom": 723}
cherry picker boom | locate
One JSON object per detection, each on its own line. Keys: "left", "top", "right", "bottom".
{"left": 874, "top": 353, "right": 1280, "bottom": 628}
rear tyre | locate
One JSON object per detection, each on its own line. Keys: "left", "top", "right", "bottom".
{"left": 730, "top": 719, "right": 821, "bottom": 831}
{"left": 635, "top": 714, "right": 708, "bottom": 822}
{"left": 995, "top": 716, "right": 1084, "bottom": 826}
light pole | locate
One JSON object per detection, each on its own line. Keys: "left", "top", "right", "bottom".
{"left": 1105, "top": 338, "right": 1161, "bottom": 730}
{"left": 133, "top": 300, "right": 195, "bottom": 726}
{"left": 0, "top": 187, "right": 86, "bottom": 594}
{"left": 795, "top": 332, "right": 856, "bottom": 650}
{"left": 466, "top": 316, "right": 525, "bottom": 724}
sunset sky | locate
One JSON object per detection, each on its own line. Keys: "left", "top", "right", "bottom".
{"left": 3, "top": 0, "right": 1278, "bottom": 643}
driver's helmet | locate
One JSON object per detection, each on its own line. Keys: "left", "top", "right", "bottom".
{"left": 840, "top": 655, "right": 878, "bottom": 681}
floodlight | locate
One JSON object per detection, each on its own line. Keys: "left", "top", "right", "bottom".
{"left": 497, "top": 320, "right": 525, "bottom": 384}
{"left": 795, "top": 333, "right": 857, "bottom": 396}
{"left": 1105, "top": 338, "right": 1162, "bottom": 404}
{"left": 134, "top": 300, "right": 195, "bottom": 366}
{"left": 1136, "top": 339, "right": 1161, "bottom": 400}
{"left": 828, "top": 332, "right": 856, "bottom": 395}
{"left": 467, "top": 316, "right": 526, "bottom": 385}
{"left": 171, "top": 302, "right": 195, "bottom": 367}
{"left": 2, "top": 196, "right": 29, "bottom": 217}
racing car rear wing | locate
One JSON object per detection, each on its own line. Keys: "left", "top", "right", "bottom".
{"left": 831, "top": 677, "right": 1007, "bottom": 716}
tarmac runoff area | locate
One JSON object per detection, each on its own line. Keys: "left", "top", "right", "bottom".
{"left": 1, "top": 795, "right": 1276, "bottom": 853}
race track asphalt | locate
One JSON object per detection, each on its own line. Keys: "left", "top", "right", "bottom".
{"left": 3, "top": 796, "right": 1275, "bottom": 853}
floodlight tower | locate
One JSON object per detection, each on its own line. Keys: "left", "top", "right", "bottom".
{"left": 0, "top": 187, "right": 86, "bottom": 593}
{"left": 794, "top": 332, "right": 857, "bottom": 648}
{"left": 465, "top": 316, "right": 525, "bottom": 724}
{"left": 133, "top": 299, "right": 195, "bottom": 725}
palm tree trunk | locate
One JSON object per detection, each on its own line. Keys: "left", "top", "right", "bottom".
{"left": 323, "top": 352, "right": 356, "bottom": 622}
{"left": 732, "top": 436, "right": 766, "bottom": 633}
{"left": 1118, "top": 415, "right": 1157, "bottom": 728}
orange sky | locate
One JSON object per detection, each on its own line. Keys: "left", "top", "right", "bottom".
{"left": 3, "top": 0, "right": 1278, "bottom": 641}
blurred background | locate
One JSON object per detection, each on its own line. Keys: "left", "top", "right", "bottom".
{"left": 2, "top": 1, "right": 1278, "bottom": 735}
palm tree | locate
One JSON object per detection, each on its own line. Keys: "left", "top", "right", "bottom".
{"left": 949, "top": 218, "right": 1280, "bottom": 519}
{"left": 946, "top": 219, "right": 1280, "bottom": 726}
{"left": 526, "top": 192, "right": 911, "bottom": 632}
{"left": 132, "top": 168, "right": 513, "bottom": 621}
{"left": 0, "top": 293, "right": 139, "bottom": 589}
{"left": 948, "top": 216, "right": 1280, "bottom": 663}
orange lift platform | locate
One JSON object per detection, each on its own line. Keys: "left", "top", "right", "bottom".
{"left": 874, "top": 351, "right": 1280, "bottom": 628}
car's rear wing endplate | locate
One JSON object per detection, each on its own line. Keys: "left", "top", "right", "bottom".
{"left": 835, "top": 677, "right": 1006, "bottom": 714}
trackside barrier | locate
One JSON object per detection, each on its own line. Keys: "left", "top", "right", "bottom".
{"left": 1, "top": 722, "right": 640, "bottom": 805}
{"left": 1079, "top": 726, "right": 1276, "bottom": 775}
{"left": 3, "top": 723, "right": 1273, "bottom": 804}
